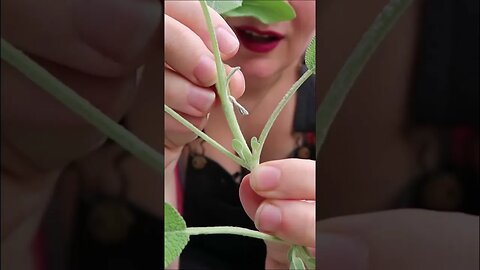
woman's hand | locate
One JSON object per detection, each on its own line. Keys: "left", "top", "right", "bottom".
{"left": 316, "top": 209, "right": 479, "bottom": 270}
{"left": 164, "top": 1, "right": 245, "bottom": 169}
{"left": 239, "top": 158, "right": 316, "bottom": 269}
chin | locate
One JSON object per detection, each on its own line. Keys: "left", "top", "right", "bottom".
{"left": 238, "top": 59, "right": 278, "bottom": 80}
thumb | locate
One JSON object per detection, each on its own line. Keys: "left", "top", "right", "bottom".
{"left": 316, "top": 209, "right": 479, "bottom": 270}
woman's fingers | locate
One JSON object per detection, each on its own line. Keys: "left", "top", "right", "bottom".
{"left": 165, "top": 1, "right": 239, "bottom": 59}
{"left": 164, "top": 64, "right": 245, "bottom": 151}
{"left": 265, "top": 242, "right": 291, "bottom": 268}
{"left": 316, "top": 209, "right": 479, "bottom": 270}
{"left": 165, "top": 14, "right": 244, "bottom": 97}
{"left": 256, "top": 199, "right": 316, "bottom": 247}
{"left": 239, "top": 177, "right": 316, "bottom": 247}
{"left": 164, "top": 68, "right": 211, "bottom": 149}
{"left": 249, "top": 159, "right": 316, "bottom": 200}
{"left": 165, "top": 14, "right": 216, "bottom": 86}
{"left": 165, "top": 112, "right": 207, "bottom": 151}
{"left": 164, "top": 67, "right": 212, "bottom": 151}
{"left": 165, "top": 68, "right": 216, "bottom": 118}
{"left": 239, "top": 176, "right": 264, "bottom": 220}
{"left": 239, "top": 159, "right": 316, "bottom": 267}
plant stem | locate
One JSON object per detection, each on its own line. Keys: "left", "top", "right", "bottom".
{"left": 164, "top": 105, "right": 247, "bottom": 168}
{"left": 199, "top": 0, "right": 252, "bottom": 162}
{"left": 255, "top": 69, "right": 314, "bottom": 165}
{"left": 184, "top": 226, "right": 285, "bottom": 244}
{"left": 316, "top": 0, "right": 414, "bottom": 156}
{"left": 1, "top": 38, "right": 164, "bottom": 172}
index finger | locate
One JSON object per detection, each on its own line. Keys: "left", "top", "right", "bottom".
{"left": 165, "top": 1, "right": 240, "bottom": 59}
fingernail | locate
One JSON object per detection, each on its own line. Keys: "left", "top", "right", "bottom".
{"left": 250, "top": 165, "right": 281, "bottom": 191}
{"left": 317, "top": 233, "right": 369, "bottom": 270}
{"left": 255, "top": 202, "right": 282, "bottom": 233}
{"left": 187, "top": 86, "right": 216, "bottom": 112}
{"left": 216, "top": 27, "right": 239, "bottom": 54}
{"left": 194, "top": 55, "right": 217, "bottom": 86}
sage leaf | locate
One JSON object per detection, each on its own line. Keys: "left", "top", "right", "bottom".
{"left": 295, "top": 246, "right": 315, "bottom": 269}
{"left": 305, "top": 37, "right": 316, "bottom": 73}
{"left": 232, "top": 138, "right": 245, "bottom": 160}
{"left": 288, "top": 245, "right": 294, "bottom": 262}
{"left": 164, "top": 203, "right": 189, "bottom": 268}
{"left": 223, "top": 1, "right": 296, "bottom": 24}
{"left": 288, "top": 245, "right": 315, "bottom": 270}
{"left": 290, "top": 256, "right": 306, "bottom": 270}
{"left": 251, "top": 136, "right": 260, "bottom": 153}
{"left": 206, "top": 0, "right": 243, "bottom": 14}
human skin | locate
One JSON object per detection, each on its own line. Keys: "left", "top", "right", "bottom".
{"left": 240, "top": 159, "right": 316, "bottom": 269}
{"left": 164, "top": 1, "right": 316, "bottom": 269}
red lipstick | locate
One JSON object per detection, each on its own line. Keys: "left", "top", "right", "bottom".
{"left": 234, "top": 26, "right": 285, "bottom": 53}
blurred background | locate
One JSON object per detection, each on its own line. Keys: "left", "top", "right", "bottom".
{"left": 317, "top": 0, "right": 478, "bottom": 219}
{"left": 3, "top": 0, "right": 477, "bottom": 269}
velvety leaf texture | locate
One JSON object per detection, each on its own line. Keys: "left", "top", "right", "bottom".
{"left": 305, "top": 37, "right": 316, "bottom": 73}
{"left": 251, "top": 136, "right": 260, "bottom": 152}
{"left": 291, "top": 256, "right": 306, "bottom": 270}
{"left": 289, "top": 245, "right": 316, "bottom": 270}
{"left": 206, "top": 0, "right": 243, "bottom": 14}
{"left": 164, "top": 203, "right": 190, "bottom": 268}
{"left": 232, "top": 138, "right": 245, "bottom": 158}
{"left": 223, "top": 1, "right": 296, "bottom": 24}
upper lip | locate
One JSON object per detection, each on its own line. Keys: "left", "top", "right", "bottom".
{"left": 234, "top": 26, "right": 285, "bottom": 39}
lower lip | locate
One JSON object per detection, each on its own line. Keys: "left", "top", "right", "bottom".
{"left": 238, "top": 35, "right": 282, "bottom": 53}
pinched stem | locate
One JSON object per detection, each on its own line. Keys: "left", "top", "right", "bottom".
{"left": 165, "top": 105, "right": 247, "bottom": 168}
{"left": 255, "top": 69, "right": 314, "bottom": 165}
{"left": 185, "top": 226, "right": 285, "bottom": 244}
{"left": 199, "top": 0, "right": 253, "bottom": 166}
{"left": 1, "top": 39, "right": 164, "bottom": 172}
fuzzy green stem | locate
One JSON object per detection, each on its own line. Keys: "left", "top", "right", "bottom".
{"left": 164, "top": 105, "right": 247, "bottom": 168}
{"left": 316, "top": 0, "right": 414, "bottom": 155}
{"left": 1, "top": 38, "right": 164, "bottom": 172}
{"left": 184, "top": 226, "right": 285, "bottom": 244}
{"left": 255, "top": 69, "right": 314, "bottom": 165}
{"left": 199, "top": 0, "right": 252, "bottom": 163}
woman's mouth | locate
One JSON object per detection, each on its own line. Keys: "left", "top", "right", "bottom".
{"left": 234, "top": 26, "right": 285, "bottom": 53}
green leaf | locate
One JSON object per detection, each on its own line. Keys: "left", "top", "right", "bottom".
{"left": 288, "top": 245, "right": 294, "bottom": 262}
{"left": 305, "top": 37, "right": 316, "bottom": 73}
{"left": 295, "top": 246, "right": 315, "bottom": 269}
{"left": 288, "top": 245, "right": 315, "bottom": 270}
{"left": 206, "top": 0, "right": 243, "bottom": 14}
{"left": 290, "top": 257, "right": 306, "bottom": 270}
{"left": 232, "top": 138, "right": 245, "bottom": 159}
{"left": 164, "top": 203, "right": 190, "bottom": 268}
{"left": 250, "top": 136, "right": 260, "bottom": 153}
{"left": 223, "top": 1, "right": 296, "bottom": 24}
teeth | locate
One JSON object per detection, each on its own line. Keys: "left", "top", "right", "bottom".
{"left": 244, "top": 30, "right": 271, "bottom": 39}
